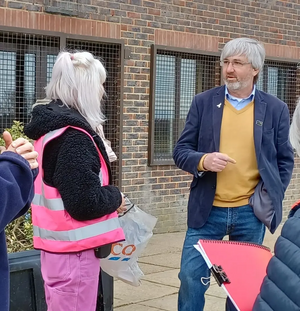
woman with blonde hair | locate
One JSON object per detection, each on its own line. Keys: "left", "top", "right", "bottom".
{"left": 25, "top": 51, "right": 125, "bottom": 311}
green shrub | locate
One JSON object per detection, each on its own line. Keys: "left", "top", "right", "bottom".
{"left": 2, "top": 121, "right": 34, "bottom": 253}
{"left": 0, "top": 120, "right": 29, "bottom": 145}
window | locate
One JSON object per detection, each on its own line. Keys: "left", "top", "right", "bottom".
{"left": 0, "top": 51, "right": 16, "bottom": 123}
{"left": 0, "top": 33, "right": 59, "bottom": 128}
{"left": 256, "top": 60, "right": 298, "bottom": 117}
{"left": 0, "top": 30, "right": 123, "bottom": 186}
{"left": 149, "top": 46, "right": 220, "bottom": 165}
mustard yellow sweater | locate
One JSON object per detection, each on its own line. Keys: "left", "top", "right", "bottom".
{"left": 200, "top": 98, "right": 260, "bottom": 207}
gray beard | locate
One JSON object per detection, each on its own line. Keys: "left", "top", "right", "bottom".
{"left": 225, "top": 81, "right": 241, "bottom": 90}
{"left": 224, "top": 79, "right": 251, "bottom": 92}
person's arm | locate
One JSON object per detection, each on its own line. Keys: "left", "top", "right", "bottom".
{"left": 173, "top": 96, "right": 235, "bottom": 177}
{"left": 45, "top": 129, "right": 123, "bottom": 221}
{"left": 276, "top": 104, "right": 294, "bottom": 192}
{"left": 0, "top": 152, "right": 36, "bottom": 232}
{"left": 0, "top": 132, "right": 38, "bottom": 231}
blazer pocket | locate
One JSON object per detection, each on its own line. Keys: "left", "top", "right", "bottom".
{"left": 262, "top": 128, "right": 274, "bottom": 142}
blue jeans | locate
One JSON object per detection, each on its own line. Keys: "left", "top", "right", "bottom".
{"left": 178, "top": 205, "right": 265, "bottom": 311}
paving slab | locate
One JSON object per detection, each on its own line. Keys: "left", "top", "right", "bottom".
{"left": 139, "top": 232, "right": 185, "bottom": 257}
{"left": 204, "top": 295, "right": 226, "bottom": 311}
{"left": 139, "top": 262, "right": 174, "bottom": 275}
{"left": 114, "top": 279, "right": 178, "bottom": 307}
{"left": 142, "top": 268, "right": 180, "bottom": 288}
{"left": 114, "top": 304, "right": 162, "bottom": 311}
{"left": 141, "top": 293, "right": 178, "bottom": 311}
{"left": 138, "top": 253, "right": 181, "bottom": 269}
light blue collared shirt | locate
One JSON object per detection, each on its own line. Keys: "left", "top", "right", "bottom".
{"left": 225, "top": 85, "right": 256, "bottom": 110}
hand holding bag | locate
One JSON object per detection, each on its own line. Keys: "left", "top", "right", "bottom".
{"left": 100, "top": 197, "right": 157, "bottom": 286}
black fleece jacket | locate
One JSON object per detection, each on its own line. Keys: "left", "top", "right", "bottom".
{"left": 24, "top": 100, "right": 122, "bottom": 221}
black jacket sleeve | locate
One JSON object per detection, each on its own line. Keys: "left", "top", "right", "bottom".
{"left": 43, "top": 128, "right": 122, "bottom": 221}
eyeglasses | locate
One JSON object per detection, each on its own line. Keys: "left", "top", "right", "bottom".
{"left": 220, "top": 60, "right": 251, "bottom": 68}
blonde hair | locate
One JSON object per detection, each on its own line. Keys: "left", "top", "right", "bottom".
{"left": 46, "top": 51, "right": 106, "bottom": 130}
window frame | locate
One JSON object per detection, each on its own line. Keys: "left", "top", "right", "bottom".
{"left": 0, "top": 42, "right": 59, "bottom": 118}
{"left": 149, "top": 44, "right": 220, "bottom": 166}
{"left": 255, "top": 56, "right": 298, "bottom": 118}
{"left": 0, "top": 26, "right": 125, "bottom": 188}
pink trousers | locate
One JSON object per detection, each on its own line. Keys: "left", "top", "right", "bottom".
{"left": 41, "top": 249, "right": 100, "bottom": 311}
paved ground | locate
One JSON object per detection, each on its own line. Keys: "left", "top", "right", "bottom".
{"left": 114, "top": 228, "right": 281, "bottom": 311}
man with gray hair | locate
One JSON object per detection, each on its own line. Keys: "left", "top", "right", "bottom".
{"left": 173, "top": 37, "right": 294, "bottom": 311}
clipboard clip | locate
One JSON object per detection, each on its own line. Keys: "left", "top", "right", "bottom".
{"left": 210, "top": 264, "right": 231, "bottom": 286}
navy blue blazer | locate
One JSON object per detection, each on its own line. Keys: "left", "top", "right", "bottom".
{"left": 173, "top": 85, "right": 294, "bottom": 234}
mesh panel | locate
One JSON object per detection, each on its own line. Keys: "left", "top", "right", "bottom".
{"left": 0, "top": 32, "right": 122, "bottom": 186}
{"left": 153, "top": 49, "right": 220, "bottom": 163}
{"left": 152, "top": 50, "right": 299, "bottom": 164}
{"left": 0, "top": 32, "right": 60, "bottom": 130}
{"left": 66, "top": 39, "right": 122, "bottom": 186}
{"left": 256, "top": 60, "right": 298, "bottom": 118}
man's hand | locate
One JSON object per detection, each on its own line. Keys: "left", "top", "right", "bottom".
{"left": 1, "top": 131, "right": 38, "bottom": 170}
{"left": 203, "top": 152, "right": 236, "bottom": 172}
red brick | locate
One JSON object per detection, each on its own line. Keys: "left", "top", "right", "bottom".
{"left": 148, "top": 8, "right": 160, "bottom": 16}
{"left": 14, "top": 10, "right": 23, "bottom": 28}
{"left": 70, "top": 18, "right": 77, "bottom": 34}
{"left": 127, "top": 12, "right": 140, "bottom": 19}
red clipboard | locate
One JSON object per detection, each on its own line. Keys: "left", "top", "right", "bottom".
{"left": 195, "top": 240, "right": 273, "bottom": 311}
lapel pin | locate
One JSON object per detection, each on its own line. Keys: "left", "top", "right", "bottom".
{"left": 256, "top": 120, "right": 263, "bottom": 126}
{"left": 217, "top": 103, "right": 222, "bottom": 108}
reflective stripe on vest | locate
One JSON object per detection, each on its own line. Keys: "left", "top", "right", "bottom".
{"left": 32, "top": 194, "right": 64, "bottom": 211}
{"left": 32, "top": 126, "right": 125, "bottom": 253}
{"left": 33, "top": 216, "right": 120, "bottom": 241}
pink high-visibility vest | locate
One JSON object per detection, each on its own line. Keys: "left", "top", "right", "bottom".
{"left": 31, "top": 126, "right": 125, "bottom": 253}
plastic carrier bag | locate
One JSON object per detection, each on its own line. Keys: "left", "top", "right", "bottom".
{"left": 100, "top": 196, "right": 157, "bottom": 286}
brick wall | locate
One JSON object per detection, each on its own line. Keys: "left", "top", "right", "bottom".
{"left": 0, "top": 0, "right": 300, "bottom": 233}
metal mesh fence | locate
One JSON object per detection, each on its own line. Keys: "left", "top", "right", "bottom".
{"left": 151, "top": 49, "right": 220, "bottom": 164}
{"left": 256, "top": 60, "right": 298, "bottom": 118}
{"left": 0, "top": 31, "right": 122, "bottom": 186}
{"left": 0, "top": 31, "right": 59, "bottom": 130}
{"left": 151, "top": 48, "right": 299, "bottom": 164}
